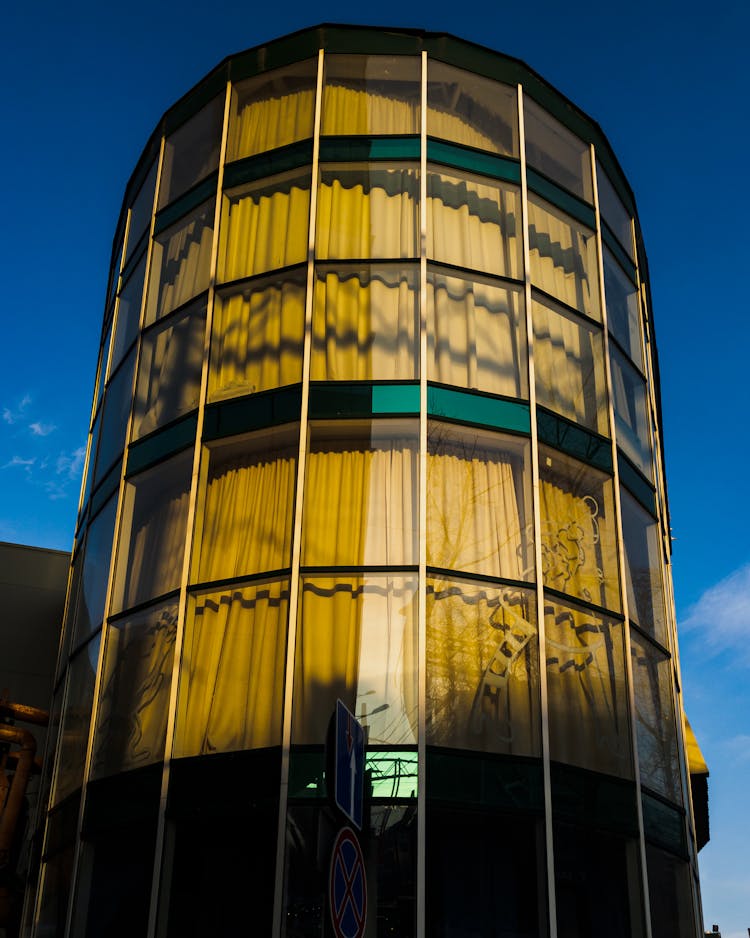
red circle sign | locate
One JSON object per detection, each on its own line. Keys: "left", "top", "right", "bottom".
{"left": 329, "top": 826, "right": 367, "bottom": 938}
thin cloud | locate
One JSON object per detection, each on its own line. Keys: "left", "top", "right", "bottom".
{"left": 2, "top": 394, "right": 32, "bottom": 425}
{"left": 1, "top": 455, "right": 36, "bottom": 470}
{"left": 680, "top": 562, "right": 750, "bottom": 664}
{"left": 29, "top": 421, "right": 56, "bottom": 437}
{"left": 56, "top": 446, "right": 85, "bottom": 480}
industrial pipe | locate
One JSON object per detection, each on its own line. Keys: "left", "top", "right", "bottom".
{"left": 0, "top": 724, "right": 36, "bottom": 871}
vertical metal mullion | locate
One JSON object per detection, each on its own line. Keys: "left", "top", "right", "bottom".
{"left": 591, "top": 144, "right": 652, "bottom": 938}
{"left": 416, "top": 48, "right": 428, "bottom": 938}
{"left": 143, "top": 79, "right": 233, "bottom": 938}
{"left": 518, "top": 84, "right": 557, "bottom": 938}
{"left": 271, "top": 46, "right": 324, "bottom": 938}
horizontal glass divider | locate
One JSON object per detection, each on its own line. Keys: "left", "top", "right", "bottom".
{"left": 315, "top": 255, "right": 420, "bottom": 267}
{"left": 425, "top": 748, "right": 545, "bottom": 813}
{"left": 606, "top": 330, "right": 646, "bottom": 379}
{"left": 104, "top": 338, "right": 138, "bottom": 391}
{"left": 299, "top": 565, "right": 419, "bottom": 576}
{"left": 119, "top": 238, "right": 147, "bottom": 286}
{"left": 141, "top": 290, "right": 209, "bottom": 337}
{"left": 536, "top": 406, "right": 613, "bottom": 474}
{"left": 426, "top": 567, "right": 534, "bottom": 592}
{"left": 641, "top": 791, "right": 689, "bottom": 858}
{"left": 427, "top": 138, "right": 521, "bottom": 183}
{"left": 549, "top": 761, "right": 639, "bottom": 836}
{"left": 640, "top": 785, "right": 687, "bottom": 815}
{"left": 89, "top": 457, "right": 123, "bottom": 519}
{"left": 308, "top": 383, "right": 420, "bottom": 419}
{"left": 187, "top": 569, "right": 293, "bottom": 594}
{"left": 530, "top": 285, "right": 603, "bottom": 331}
{"left": 126, "top": 412, "right": 199, "bottom": 478}
{"left": 153, "top": 173, "right": 218, "bottom": 235}
{"left": 107, "top": 588, "right": 181, "bottom": 625}
{"left": 203, "top": 386, "right": 302, "bottom": 441}
{"left": 223, "top": 139, "right": 314, "bottom": 188}
{"left": 66, "top": 623, "right": 103, "bottom": 663}
{"left": 602, "top": 220, "right": 638, "bottom": 283}
{"left": 428, "top": 384, "right": 531, "bottom": 435}
{"left": 163, "top": 67, "right": 228, "bottom": 137}
{"left": 428, "top": 258, "right": 524, "bottom": 290}
{"left": 319, "top": 135, "right": 421, "bottom": 162}
{"left": 215, "top": 264, "right": 307, "bottom": 295}
{"left": 629, "top": 621, "right": 671, "bottom": 660}
{"left": 526, "top": 166, "right": 596, "bottom": 229}
{"left": 542, "top": 586, "right": 624, "bottom": 623}
{"left": 617, "top": 450, "right": 657, "bottom": 517}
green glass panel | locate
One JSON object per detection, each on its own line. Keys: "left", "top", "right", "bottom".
{"left": 618, "top": 452, "right": 657, "bottom": 517}
{"left": 203, "top": 387, "right": 302, "bottom": 441}
{"left": 551, "top": 762, "right": 639, "bottom": 837}
{"left": 153, "top": 175, "right": 219, "bottom": 236}
{"left": 223, "top": 141, "right": 314, "bottom": 188}
{"left": 527, "top": 168, "right": 595, "bottom": 229}
{"left": 428, "top": 385, "right": 530, "bottom": 434}
{"left": 642, "top": 791, "right": 687, "bottom": 857}
{"left": 536, "top": 407, "right": 612, "bottom": 473}
{"left": 126, "top": 413, "right": 198, "bottom": 478}
{"left": 427, "top": 139, "right": 521, "bottom": 183}
{"left": 426, "top": 749, "right": 544, "bottom": 812}
{"left": 602, "top": 223, "right": 637, "bottom": 284}
{"left": 372, "top": 384, "right": 420, "bottom": 413}
{"left": 319, "top": 136, "right": 420, "bottom": 162}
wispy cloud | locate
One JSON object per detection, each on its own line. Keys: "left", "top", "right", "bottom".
{"left": 1, "top": 455, "right": 36, "bottom": 470}
{"left": 56, "top": 446, "right": 85, "bottom": 481}
{"left": 680, "top": 562, "right": 750, "bottom": 664}
{"left": 2, "top": 393, "right": 32, "bottom": 425}
{"left": 29, "top": 421, "right": 56, "bottom": 437}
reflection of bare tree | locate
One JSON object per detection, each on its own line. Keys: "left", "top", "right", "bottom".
{"left": 630, "top": 640, "right": 680, "bottom": 802}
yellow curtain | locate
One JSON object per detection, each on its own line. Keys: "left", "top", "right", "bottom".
{"left": 292, "top": 577, "right": 418, "bottom": 745}
{"left": 426, "top": 579, "right": 539, "bottom": 755}
{"left": 149, "top": 205, "right": 214, "bottom": 322}
{"left": 230, "top": 89, "right": 316, "bottom": 159}
{"left": 527, "top": 197, "right": 598, "bottom": 319}
{"left": 174, "top": 581, "right": 288, "bottom": 757}
{"left": 427, "top": 173, "right": 522, "bottom": 280}
{"left": 428, "top": 107, "right": 497, "bottom": 152}
{"left": 316, "top": 169, "right": 418, "bottom": 259}
{"left": 220, "top": 180, "right": 310, "bottom": 282}
{"left": 303, "top": 433, "right": 417, "bottom": 566}
{"left": 311, "top": 268, "right": 417, "bottom": 381}
{"left": 427, "top": 435, "right": 528, "bottom": 580}
{"left": 198, "top": 439, "right": 297, "bottom": 583}
{"left": 428, "top": 272, "right": 525, "bottom": 397}
{"left": 322, "top": 84, "right": 419, "bottom": 135}
{"left": 545, "top": 600, "right": 630, "bottom": 777}
{"left": 92, "top": 604, "right": 177, "bottom": 777}
{"left": 209, "top": 278, "right": 305, "bottom": 400}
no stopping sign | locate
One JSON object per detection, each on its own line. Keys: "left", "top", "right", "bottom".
{"left": 328, "top": 826, "right": 367, "bottom": 938}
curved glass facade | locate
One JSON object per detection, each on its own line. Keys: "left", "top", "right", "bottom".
{"left": 31, "top": 26, "right": 702, "bottom": 938}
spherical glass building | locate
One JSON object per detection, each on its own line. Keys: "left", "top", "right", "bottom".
{"left": 31, "top": 24, "right": 703, "bottom": 938}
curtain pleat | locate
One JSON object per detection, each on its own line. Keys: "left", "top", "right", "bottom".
{"left": 322, "top": 85, "right": 419, "bottom": 135}
{"left": 231, "top": 90, "right": 316, "bottom": 158}
{"left": 153, "top": 211, "right": 213, "bottom": 320}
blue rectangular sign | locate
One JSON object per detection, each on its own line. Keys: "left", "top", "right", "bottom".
{"left": 334, "top": 699, "right": 365, "bottom": 830}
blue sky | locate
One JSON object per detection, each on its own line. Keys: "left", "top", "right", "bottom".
{"left": 1, "top": 0, "right": 747, "bottom": 932}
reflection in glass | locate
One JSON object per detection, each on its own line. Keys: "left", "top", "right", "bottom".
{"left": 303, "top": 421, "right": 418, "bottom": 566}
{"left": 428, "top": 61, "right": 518, "bottom": 156}
{"left": 197, "top": 426, "right": 297, "bottom": 584}
{"left": 111, "top": 254, "right": 146, "bottom": 370}
{"left": 645, "top": 845, "right": 696, "bottom": 938}
{"left": 210, "top": 271, "right": 305, "bottom": 400}
{"left": 292, "top": 575, "right": 418, "bottom": 745}
{"left": 428, "top": 267, "right": 526, "bottom": 398}
{"left": 36, "top": 847, "right": 75, "bottom": 938}
{"left": 229, "top": 60, "right": 317, "bottom": 160}
{"left": 94, "top": 348, "right": 136, "bottom": 483}
{"left": 312, "top": 263, "right": 418, "bottom": 381}
{"left": 111, "top": 449, "right": 192, "bottom": 613}
{"left": 524, "top": 97, "right": 592, "bottom": 202}
{"left": 220, "top": 172, "right": 310, "bottom": 281}
{"left": 604, "top": 247, "right": 642, "bottom": 369}
{"left": 72, "top": 496, "right": 118, "bottom": 644}
{"left": 611, "top": 346, "right": 652, "bottom": 479}
{"left": 159, "top": 95, "right": 224, "bottom": 208}
{"left": 545, "top": 597, "right": 631, "bottom": 776}
{"left": 174, "top": 579, "right": 289, "bottom": 756}
{"left": 631, "top": 634, "right": 681, "bottom": 802}
{"left": 91, "top": 600, "right": 177, "bottom": 778}
{"left": 147, "top": 200, "right": 215, "bottom": 325}
{"left": 539, "top": 446, "right": 620, "bottom": 611}
{"left": 317, "top": 164, "right": 418, "bottom": 260}
{"left": 125, "top": 161, "right": 157, "bottom": 262}
{"left": 133, "top": 300, "right": 205, "bottom": 439}
{"left": 597, "top": 161, "right": 633, "bottom": 258}
{"left": 426, "top": 578, "right": 540, "bottom": 755}
{"left": 532, "top": 294, "right": 608, "bottom": 434}
{"left": 322, "top": 55, "right": 420, "bottom": 135}
{"left": 620, "top": 488, "right": 666, "bottom": 645}
{"left": 427, "top": 169, "right": 521, "bottom": 279}
{"left": 528, "top": 195, "right": 599, "bottom": 319}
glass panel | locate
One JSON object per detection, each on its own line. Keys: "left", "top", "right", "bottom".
{"left": 604, "top": 247, "right": 642, "bottom": 368}
{"left": 427, "top": 168, "right": 521, "bottom": 279}
{"left": 146, "top": 199, "right": 215, "bottom": 325}
{"left": 427, "top": 266, "right": 527, "bottom": 398}
{"left": 174, "top": 579, "right": 289, "bottom": 757}
{"left": 196, "top": 426, "right": 297, "bottom": 584}
{"left": 545, "top": 597, "right": 631, "bottom": 776}
{"left": 539, "top": 445, "right": 620, "bottom": 611}
{"left": 220, "top": 171, "right": 310, "bottom": 281}
{"left": 111, "top": 449, "right": 192, "bottom": 613}
{"left": 317, "top": 163, "right": 418, "bottom": 260}
{"left": 611, "top": 346, "right": 653, "bottom": 479}
{"left": 91, "top": 599, "right": 178, "bottom": 778}
{"left": 631, "top": 633, "right": 681, "bottom": 802}
{"left": 125, "top": 161, "right": 157, "bottom": 262}
{"left": 79, "top": 412, "right": 102, "bottom": 522}
{"left": 322, "top": 54, "right": 420, "bottom": 135}
{"left": 427, "top": 61, "right": 518, "bottom": 156}
{"left": 528, "top": 194, "right": 599, "bottom": 319}
{"left": 620, "top": 488, "right": 667, "bottom": 645}
{"left": 209, "top": 270, "right": 305, "bottom": 400}
{"left": 51, "top": 635, "right": 100, "bottom": 804}
{"left": 532, "top": 294, "right": 608, "bottom": 434}
{"left": 111, "top": 254, "right": 146, "bottom": 370}
{"left": 524, "top": 98, "right": 592, "bottom": 202}
{"left": 72, "top": 495, "right": 118, "bottom": 644}
{"left": 302, "top": 420, "right": 418, "bottom": 566}
{"left": 597, "top": 161, "right": 633, "bottom": 258}
{"left": 645, "top": 845, "right": 696, "bottom": 938}
{"left": 426, "top": 577, "right": 540, "bottom": 756}
{"left": 158, "top": 95, "right": 224, "bottom": 208}
{"left": 36, "top": 846, "right": 76, "bottom": 938}
{"left": 292, "top": 575, "right": 418, "bottom": 745}
{"left": 94, "top": 347, "right": 136, "bottom": 483}
{"left": 132, "top": 300, "right": 205, "bottom": 439}
{"left": 228, "top": 59, "right": 317, "bottom": 160}
{"left": 94, "top": 320, "right": 112, "bottom": 417}
{"left": 312, "top": 263, "right": 418, "bottom": 381}
{"left": 427, "top": 423, "right": 533, "bottom": 580}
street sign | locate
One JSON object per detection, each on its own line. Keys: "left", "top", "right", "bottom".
{"left": 334, "top": 699, "right": 365, "bottom": 830}
{"left": 329, "top": 826, "right": 367, "bottom": 938}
